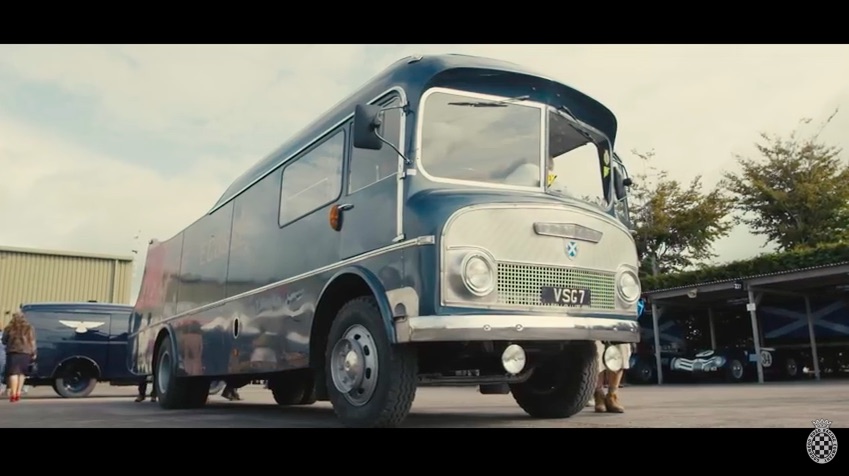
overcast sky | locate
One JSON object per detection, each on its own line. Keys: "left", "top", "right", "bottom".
{"left": 1, "top": 44, "right": 848, "bottom": 304}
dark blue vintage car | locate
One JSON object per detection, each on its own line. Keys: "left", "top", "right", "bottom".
{"left": 129, "top": 53, "right": 642, "bottom": 427}
{"left": 21, "top": 302, "right": 140, "bottom": 398}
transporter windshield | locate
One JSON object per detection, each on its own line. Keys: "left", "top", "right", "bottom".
{"left": 419, "top": 89, "right": 611, "bottom": 208}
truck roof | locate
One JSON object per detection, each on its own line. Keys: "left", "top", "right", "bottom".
{"left": 209, "top": 53, "right": 618, "bottom": 214}
{"left": 21, "top": 302, "right": 134, "bottom": 314}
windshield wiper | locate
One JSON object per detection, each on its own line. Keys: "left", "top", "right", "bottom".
{"left": 555, "top": 104, "right": 594, "bottom": 140}
{"left": 448, "top": 95, "right": 530, "bottom": 108}
{"left": 556, "top": 104, "right": 579, "bottom": 121}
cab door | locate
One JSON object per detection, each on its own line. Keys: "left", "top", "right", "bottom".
{"left": 339, "top": 92, "right": 405, "bottom": 259}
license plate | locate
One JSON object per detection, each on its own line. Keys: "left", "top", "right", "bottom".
{"left": 540, "top": 286, "right": 592, "bottom": 306}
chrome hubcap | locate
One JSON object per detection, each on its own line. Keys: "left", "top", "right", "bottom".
{"left": 157, "top": 351, "right": 172, "bottom": 396}
{"left": 731, "top": 361, "right": 743, "bottom": 379}
{"left": 787, "top": 359, "right": 798, "bottom": 375}
{"left": 330, "top": 324, "right": 378, "bottom": 407}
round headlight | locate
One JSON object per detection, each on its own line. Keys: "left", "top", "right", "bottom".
{"left": 618, "top": 271, "right": 640, "bottom": 302}
{"left": 603, "top": 345, "right": 624, "bottom": 371}
{"left": 461, "top": 253, "right": 495, "bottom": 296}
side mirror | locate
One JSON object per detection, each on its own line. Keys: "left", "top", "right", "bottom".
{"left": 613, "top": 167, "right": 628, "bottom": 200}
{"left": 353, "top": 104, "right": 384, "bottom": 150}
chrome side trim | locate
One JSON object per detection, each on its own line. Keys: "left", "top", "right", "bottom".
{"left": 395, "top": 88, "right": 408, "bottom": 240}
{"left": 154, "top": 235, "right": 436, "bottom": 326}
{"left": 210, "top": 86, "right": 408, "bottom": 215}
{"left": 394, "top": 314, "right": 640, "bottom": 343}
{"left": 413, "top": 87, "right": 548, "bottom": 193}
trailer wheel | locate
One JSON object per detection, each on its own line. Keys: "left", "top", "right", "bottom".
{"left": 53, "top": 360, "right": 98, "bottom": 398}
{"left": 325, "top": 296, "right": 417, "bottom": 428}
{"left": 154, "top": 338, "right": 209, "bottom": 409}
{"left": 509, "top": 341, "right": 598, "bottom": 419}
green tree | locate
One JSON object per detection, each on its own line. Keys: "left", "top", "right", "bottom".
{"left": 628, "top": 150, "right": 735, "bottom": 276}
{"left": 721, "top": 110, "right": 849, "bottom": 251}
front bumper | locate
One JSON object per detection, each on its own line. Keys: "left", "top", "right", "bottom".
{"left": 393, "top": 314, "right": 640, "bottom": 344}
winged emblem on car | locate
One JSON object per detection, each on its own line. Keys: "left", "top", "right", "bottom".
{"left": 59, "top": 320, "right": 106, "bottom": 334}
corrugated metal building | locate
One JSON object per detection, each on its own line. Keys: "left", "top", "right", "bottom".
{"left": 0, "top": 245, "right": 134, "bottom": 325}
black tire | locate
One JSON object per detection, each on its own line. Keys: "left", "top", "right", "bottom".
{"left": 509, "top": 341, "right": 598, "bottom": 419}
{"left": 725, "top": 358, "right": 746, "bottom": 383}
{"left": 269, "top": 370, "right": 316, "bottom": 406}
{"left": 630, "top": 360, "right": 656, "bottom": 385}
{"left": 52, "top": 362, "right": 98, "bottom": 398}
{"left": 154, "top": 338, "right": 209, "bottom": 409}
{"left": 784, "top": 357, "right": 800, "bottom": 380}
{"left": 324, "top": 296, "right": 417, "bottom": 428}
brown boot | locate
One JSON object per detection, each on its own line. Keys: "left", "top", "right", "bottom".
{"left": 604, "top": 370, "right": 625, "bottom": 413}
{"left": 593, "top": 389, "right": 607, "bottom": 413}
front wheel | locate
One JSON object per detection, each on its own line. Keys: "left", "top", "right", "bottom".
{"left": 325, "top": 296, "right": 418, "bottom": 428}
{"left": 509, "top": 341, "right": 598, "bottom": 419}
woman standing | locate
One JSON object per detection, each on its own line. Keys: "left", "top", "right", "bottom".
{"left": 1, "top": 312, "right": 37, "bottom": 402}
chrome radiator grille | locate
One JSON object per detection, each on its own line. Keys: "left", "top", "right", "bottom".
{"left": 496, "top": 262, "right": 617, "bottom": 310}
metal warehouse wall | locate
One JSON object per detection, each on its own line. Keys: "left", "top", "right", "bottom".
{"left": 0, "top": 246, "right": 134, "bottom": 326}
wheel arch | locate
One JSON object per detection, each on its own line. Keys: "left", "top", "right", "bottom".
{"left": 152, "top": 324, "right": 179, "bottom": 378}
{"left": 309, "top": 267, "right": 395, "bottom": 399}
{"left": 52, "top": 355, "right": 102, "bottom": 380}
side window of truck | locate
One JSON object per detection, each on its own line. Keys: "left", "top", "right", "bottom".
{"left": 278, "top": 129, "right": 346, "bottom": 227}
{"left": 348, "top": 96, "right": 402, "bottom": 194}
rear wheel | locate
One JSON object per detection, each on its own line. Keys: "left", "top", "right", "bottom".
{"left": 154, "top": 338, "right": 209, "bottom": 409}
{"left": 269, "top": 370, "right": 317, "bottom": 406}
{"left": 325, "top": 296, "right": 417, "bottom": 428}
{"left": 53, "top": 361, "right": 98, "bottom": 398}
{"left": 509, "top": 341, "right": 598, "bottom": 418}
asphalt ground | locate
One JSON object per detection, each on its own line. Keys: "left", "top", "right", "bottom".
{"left": 0, "top": 380, "right": 845, "bottom": 428}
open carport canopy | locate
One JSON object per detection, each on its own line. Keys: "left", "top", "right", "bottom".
{"left": 643, "top": 261, "right": 849, "bottom": 384}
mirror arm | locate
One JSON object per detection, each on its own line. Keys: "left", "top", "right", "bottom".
{"left": 372, "top": 102, "right": 412, "bottom": 166}
{"left": 373, "top": 130, "right": 411, "bottom": 166}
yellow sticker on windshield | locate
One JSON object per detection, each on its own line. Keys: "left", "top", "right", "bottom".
{"left": 546, "top": 173, "right": 557, "bottom": 187}
{"left": 603, "top": 166, "right": 610, "bottom": 178}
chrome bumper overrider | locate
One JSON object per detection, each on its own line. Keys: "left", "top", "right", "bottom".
{"left": 393, "top": 314, "right": 640, "bottom": 344}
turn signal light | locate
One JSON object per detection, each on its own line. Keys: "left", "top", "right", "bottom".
{"left": 329, "top": 205, "right": 342, "bottom": 231}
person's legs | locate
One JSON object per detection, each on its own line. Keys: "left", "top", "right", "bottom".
{"left": 135, "top": 380, "right": 147, "bottom": 402}
{"left": 592, "top": 341, "right": 607, "bottom": 412}
{"left": 594, "top": 370, "right": 607, "bottom": 412}
{"left": 605, "top": 369, "right": 625, "bottom": 413}
{"left": 222, "top": 383, "right": 242, "bottom": 401}
{"left": 7, "top": 374, "right": 19, "bottom": 401}
{"left": 14, "top": 373, "right": 26, "bottom": 398}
